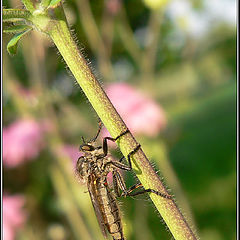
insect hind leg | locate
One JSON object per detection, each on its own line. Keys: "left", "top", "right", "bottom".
{"left": 125, "top": 144, "right": 141, "bottom": 169}
{"left": 122, "top": 183, "right": 172, "bottom": 199}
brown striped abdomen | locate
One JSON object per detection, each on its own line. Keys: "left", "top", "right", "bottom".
{"left": 97, "top": 181, "right": 124, "bottom": 240}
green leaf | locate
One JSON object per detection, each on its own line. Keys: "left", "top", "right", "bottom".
{"left": 7, "top": 29, "right": 32, "bottom": 55}
{"left": 48, "top": 0, "right": 63, "bottom": 8}
{"left": 22, "top": 0, "right": 35, "bottom": 13}
{"left": 3, "top": 24, "right": 32, "bottom": 34}
{"left": 40, "top": 0, "right": 51, "bottom": 8}
{"left": 2, "top": 9, "right": 31, "bottom": 22}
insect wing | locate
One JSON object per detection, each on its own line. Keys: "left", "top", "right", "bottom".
{"left": 88, "top": 175, "right": 108, "bottom": 238}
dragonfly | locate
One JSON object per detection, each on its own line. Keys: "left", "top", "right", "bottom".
{"left": 76, "top": 122, "right": 171, "bottom": 240}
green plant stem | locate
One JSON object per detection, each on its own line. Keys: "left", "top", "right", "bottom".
{"left": 40, "top": 6, "right": 198, "bottom": 240}
{"left": 50, "top": 165, "right": 93, "bottom": 240}
{"left": 143, "top": 138, "right": 198, "bottom": 231}
{"left": 4, "top": 2, "right": 198, "bottom": 239}
{"left": 116, "top": 7, "right": 143, "bottom": 67}
{"left": 76, "top": 0, "right": 115, "bottom": 82}
{"left": 100, "top": 1, "right": 115, "bottom": 58}
{"left": 140, "top": 10, "right": 163, "bottom": 92}
{"left": 142, "top": 10, "right": 162, "bottom": 76}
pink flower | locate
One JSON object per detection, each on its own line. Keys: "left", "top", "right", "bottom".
{"left": 17, "top": 86, "right": 38, "bottom": 102}
{"left": 3, "top": 194, "right": 26, "bottom": 240}
{"left": 3, "top": 118, "right": 46, "bottom": 168}
{"left": 105, "top": 83, "right": 167, "bottom": 137}
{"left": 106, "top": 0, "right": 121, "bottom": 15}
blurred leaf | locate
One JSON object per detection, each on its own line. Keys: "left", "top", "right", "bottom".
{"left": 3, "top": 24, "right": 32, "bottom": 34}
{"left": 7, "top": 29, "right": 32, "bottom": 55}
{"left": 48, "top": 0, "right": 63, "bottom": 8}
{"left": 2, "top": 9, "right": 31, "bottom": 22}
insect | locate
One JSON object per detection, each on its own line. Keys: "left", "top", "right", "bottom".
{"left": 76, "top": 122, "right": 171, "bottom": 240}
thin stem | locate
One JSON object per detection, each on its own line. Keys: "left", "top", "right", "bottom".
{"left": 142, "top": 10, "right": 163, "bottom": 76}
{"left": 76, "top": 0, "right": 115, "bottom": 82}
{"left": 50, "top": 166, "right": 93, "bottom": 240}
{"left": 116, "top": 7, "right": 143, "bottom": 67}
{"left": 99, "top": 0, "right": 116, "bottom": 58}
{"left": 44, "top": 6, "right": 197, "bottom": 240}
{"left": 140, "top": 10, "right": 163, "bottom": 94}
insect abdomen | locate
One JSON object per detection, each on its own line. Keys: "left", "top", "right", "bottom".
{"left": 97, "top": 181, "right": 124, "bottom": 240}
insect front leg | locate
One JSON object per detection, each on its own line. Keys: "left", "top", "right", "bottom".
{"left": 90, "top": 120, "right": 103, "bottom": 142}
{"left": 101, "top": 127, "right": 142, "bottom": 170}
{"left": 102, "top": 129, "right": 130, "bottom": 157}
{"left": 118, "top": 144, "right": 141, "bottom": 169}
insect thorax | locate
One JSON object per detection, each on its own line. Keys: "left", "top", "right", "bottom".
{"left": 76, "top": 147, "right": 113, "bottom": 181}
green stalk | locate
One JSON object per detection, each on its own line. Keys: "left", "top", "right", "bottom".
{"left": 50, "top": 166, "right": 93, "bottom": 240}
{"left": 76, "top": 0, "right": 115, "bottom": 82}
{"left": 4, "top": 3, "right": 198, "bottom": 240}
{"left": 44, "top": 6, "right": 196, "bottom": 240}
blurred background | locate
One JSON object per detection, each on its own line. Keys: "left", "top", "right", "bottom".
{"left": 2, "top": 0, "right": 236, "bottom": 239}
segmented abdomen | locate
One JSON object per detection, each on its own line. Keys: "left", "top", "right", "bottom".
{"left": 96, "top": 180, "right": 124, "bottom": 240}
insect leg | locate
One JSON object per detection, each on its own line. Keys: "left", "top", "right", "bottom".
{"left": 111, "top": 152, "right": 172, "bottom": 199}
{"left": 122, "top": 183, "right": 172, "bottom": 199}
{"left": 102, "top": 129, "right": 130, "bottom": 156}
{"left": 112, "top": 171, "right": 122, "bottom": 197}
{"left": 101, "top": 127, "right": 142, "bottom": 170}
{"left": 120, "top": 144, "right": 141, "bottom": 169}
{"left": 112, "top": 170, "right": 128, "bottom": 197}
{"left": 119, "top": 156, "right": 124, "bottom": 162}
{"left": 112, "top": 169, "right": 171, "bottom": 199}
{"left": 103, "top": 161, "right": 131, "bottom": 171}
{"left": 90, "top": 120, "right": 103, "bottom": 142}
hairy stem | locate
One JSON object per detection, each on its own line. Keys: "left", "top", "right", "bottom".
{"left": 3, "top": 2, "right": 198, "bottom": 239}
{"left": 43, "top": 5, "right": 197, "bottom": 240}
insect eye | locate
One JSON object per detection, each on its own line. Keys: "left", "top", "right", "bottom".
{"left": 79, "top": 144, "right": 95, "bottom": 152}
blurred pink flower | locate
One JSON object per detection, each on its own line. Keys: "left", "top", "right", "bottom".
{"left": 3, "top": 118, "right": 47, "bottom": 168}
{"left": 105, "top": 83, "right": 167, "bottom": 137}
{"left": 3, "top": 194, "right": 26, "bottom": 240}
{"left": 106, "top": 0, "right": 121, "bottom": 15}
{"left": 17, "top": 86, "right": 38, "bottom": 101}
